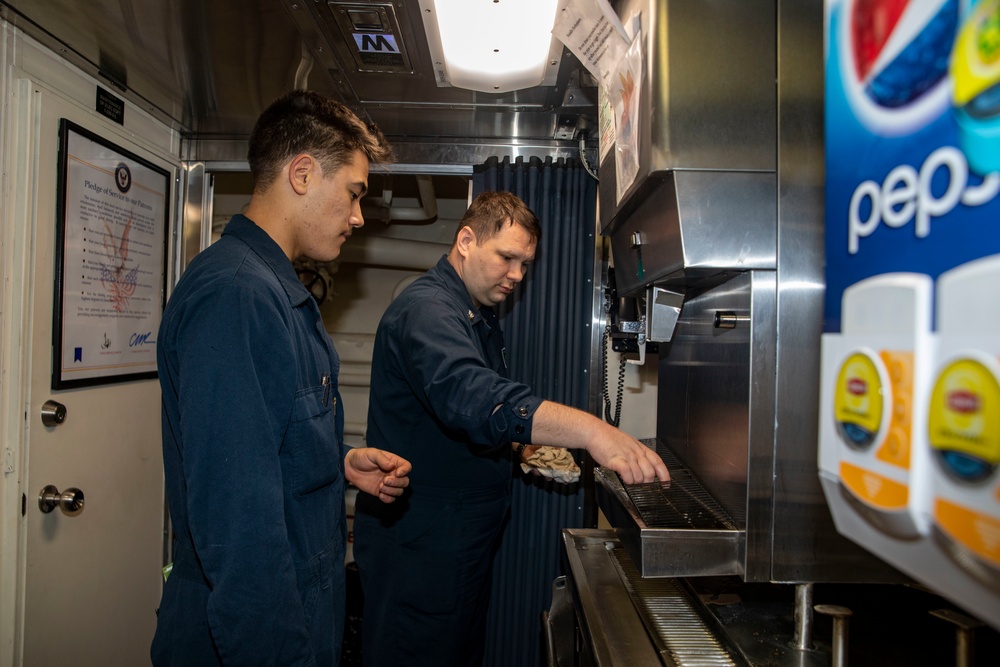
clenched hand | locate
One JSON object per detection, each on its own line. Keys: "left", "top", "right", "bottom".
{"left": 345, "top": 447, "right": 412, "bottom": 502}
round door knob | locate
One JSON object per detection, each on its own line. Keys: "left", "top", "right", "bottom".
{"left": 41, "top": 400, "right": 67, "bottom": 427}
{"left": 38, "top": 485, "right": 85, "bottom": 516}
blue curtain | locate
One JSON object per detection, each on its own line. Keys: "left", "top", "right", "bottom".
{"left": 475, "top": 155, "right": 598, "bottom": 667}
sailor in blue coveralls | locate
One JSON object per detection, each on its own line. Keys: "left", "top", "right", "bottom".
{"left": 152, "top": 90, "right": 411, "bottom": 667}
{"left": 354, "top": 191, "right": 670, "bottom": 666}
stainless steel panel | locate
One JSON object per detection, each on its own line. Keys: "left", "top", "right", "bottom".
{"left": 745, "top": 271, "right": 779, "bottom": 583}
{"left": 607, "top": 171, "right": 776, "bottom": 297}
{"left": 658, "top": 273, "right": 760, "bottom": 524}
{"left": 599, "top": 0, "right": 776, "bottom": 230}
{"left": 657, "top": 271, "right": 776, "bottom": 582}
{"left": 769, "top": 0, "right": 902, "bottom": 584}
{"left": 179, "top": 162, "right": 210, "bottom": 274}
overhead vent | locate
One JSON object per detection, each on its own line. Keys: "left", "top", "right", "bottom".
{"left": 326, "top": 2, "right": 414, "bottom": 74}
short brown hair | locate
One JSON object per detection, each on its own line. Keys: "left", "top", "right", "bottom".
{"left": 456, "top": 191, "right": 541, "bottom": 245}
{"left": 247, "top": 90, "right": 393, "bottom": 191}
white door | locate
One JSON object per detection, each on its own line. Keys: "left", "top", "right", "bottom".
{"left": 16, "top": 81, "right": 168, "bottom": 665}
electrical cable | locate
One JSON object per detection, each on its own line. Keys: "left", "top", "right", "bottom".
{"left": 579, "top": 135, "right": 599, "bottom": 182}
{"left": 601, "top": 301, "right": 626, "bottom": 427}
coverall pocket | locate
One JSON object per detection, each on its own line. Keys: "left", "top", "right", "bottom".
{"left": 287, "top": 385, "right": 340, "bottom": 497}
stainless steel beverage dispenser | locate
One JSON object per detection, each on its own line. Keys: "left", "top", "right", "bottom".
{"left": 591, "top": 0, "right": 899, "bottom": 588}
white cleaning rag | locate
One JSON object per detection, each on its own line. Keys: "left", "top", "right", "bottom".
{"left": 519, "top": 446, "right": 581, "bottom": 484}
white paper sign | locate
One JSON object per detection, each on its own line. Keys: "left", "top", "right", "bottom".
{"left": 551, "top": 0, "right": 631, "bottom": 90}
{"left": 612, "top": 34, "right": 643, "bottom": 203}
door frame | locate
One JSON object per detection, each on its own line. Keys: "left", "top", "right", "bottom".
{"left": 0, "top": 21, "right": 182, "bottom": 666}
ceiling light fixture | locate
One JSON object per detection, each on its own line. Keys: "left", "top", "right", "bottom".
{"left": 418, "top": 0, "right": 563, "bottom": 94}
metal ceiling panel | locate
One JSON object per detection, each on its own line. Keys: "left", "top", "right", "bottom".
{"left": 0, "top": 0, "right": 596, "bottom": 158}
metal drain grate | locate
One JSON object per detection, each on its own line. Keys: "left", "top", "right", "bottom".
{"left": 622, "top": 445, "right": 737, "bottom": 531}
{"left": 610, "top": 547, "right": 738, "bottom": 667}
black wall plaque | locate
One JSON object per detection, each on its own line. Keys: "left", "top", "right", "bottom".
{"left": 95, "top": 87, "right": 125, "bottom": 125}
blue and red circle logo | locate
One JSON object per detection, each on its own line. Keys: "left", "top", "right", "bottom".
{"left": 836, "top": 0, "right": 963, "bottom": 134}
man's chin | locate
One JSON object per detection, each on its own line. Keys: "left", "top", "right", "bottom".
{"left": 317, "top": 241, "right": 347, "bottom": 263}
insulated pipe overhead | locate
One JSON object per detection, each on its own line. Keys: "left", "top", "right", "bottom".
{"left": 337, "top": 236, "right": 450, "bottom": 270}
{"left": 366, "top": 174, "right": 439, "bottom": 223}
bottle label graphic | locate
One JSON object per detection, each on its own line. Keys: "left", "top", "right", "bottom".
{"left": 929, "top": 357, "right": 1000, "bottom": 484}
{"left": 834, "top": 352, "right": 886, "bottom": 449}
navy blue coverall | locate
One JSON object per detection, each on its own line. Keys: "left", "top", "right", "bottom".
{"left": 354, "top": 256, "right": 543, "bottom": 666}
{"left": 152, "top": 215, "right": 347, "bottom": 667}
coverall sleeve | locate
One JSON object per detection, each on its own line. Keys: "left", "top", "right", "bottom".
{"left": 173, "top": 283, "right": 316, "bottom": 666}
{"left": 394, "top": 297, "right": 540, "bottom": 448}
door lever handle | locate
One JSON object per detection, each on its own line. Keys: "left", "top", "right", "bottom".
{"left": 38, "top": 485, "right": 85, "bottom": 516}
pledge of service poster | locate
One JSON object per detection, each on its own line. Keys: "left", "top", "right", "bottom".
{"left": 59, "top": 126, "right": 167, "bottom": 385}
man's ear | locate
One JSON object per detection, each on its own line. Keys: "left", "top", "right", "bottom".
{"left": 288, "top": 153, "right": 317, "bottom": 195}
{"left": 455, "top": 225, "right": 476, "bottom": 257}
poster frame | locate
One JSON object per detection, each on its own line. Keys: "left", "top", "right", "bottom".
{"left": 52, "top": 118, "right": 170, "bottom": 389}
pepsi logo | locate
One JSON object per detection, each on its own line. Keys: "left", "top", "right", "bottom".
{"left": 836, "top": 0, "right": 964, "bottom": 134}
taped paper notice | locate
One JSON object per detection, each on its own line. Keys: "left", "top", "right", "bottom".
{"left": 598, "top": 88, "right": 615, "bottom": 162}
{"left": 552, "top": 0, "right": 630, "bottom": 90}
{"left": 613, "top": 34, "right": 642, "bottom": 203}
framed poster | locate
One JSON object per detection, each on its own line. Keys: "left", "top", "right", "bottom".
{"left": 52, "top": 119, "right": 170, "bottom": 389}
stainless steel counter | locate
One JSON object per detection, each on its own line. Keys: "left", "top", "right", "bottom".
{"left": 552, "top": 529, "right": 739, "bottom": 667}
{"left": 551, "top": 530, "right": 1000, "bottom": 667}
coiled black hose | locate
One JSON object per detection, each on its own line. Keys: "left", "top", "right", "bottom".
{"left": 601, "top": 320, "right": 626, "bottom": 427}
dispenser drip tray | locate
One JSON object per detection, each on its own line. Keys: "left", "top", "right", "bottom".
{"left": 621, "top": 447, "right": 737, "bottom": 531}
{"left": 596, "top": 443, "right": 744, "bottom": 578}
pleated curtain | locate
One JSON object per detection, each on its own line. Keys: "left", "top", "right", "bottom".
{"left": 475, "top": 155, "right": 598, "bottom": 667}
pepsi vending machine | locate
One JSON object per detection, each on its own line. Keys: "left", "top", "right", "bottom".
{"left": 819, "top": 0, "right": 1000, "bottom": 630}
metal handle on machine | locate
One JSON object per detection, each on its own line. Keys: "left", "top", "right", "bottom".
{"left": 38, "top": 485, "right": 85, "bottom": 516}
{"left": 714, "top": 311, "right": 750, "bottom": 329}
{"left": 40, "top": 400, "right": 67, "bottom": 427}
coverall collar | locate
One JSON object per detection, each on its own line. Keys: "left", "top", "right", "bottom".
{"left": 223, "top": 214, "right": 314, "bottom": 308}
